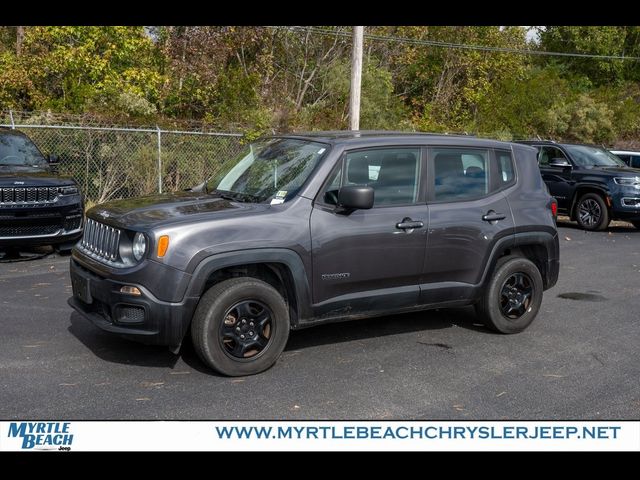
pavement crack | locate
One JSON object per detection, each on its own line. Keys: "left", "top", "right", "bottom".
{"left": 591, "top": 353, "right": 606, "bottom": 367}
{"left": 417, "top": 341, "right": 452, "bottom": 350}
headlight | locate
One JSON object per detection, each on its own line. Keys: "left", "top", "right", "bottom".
{"left": 614, "top": 177, "right": 640, "bottom": 188}
{"left": 59, "top": 185, "right": 79, "bottom": 195}
{"left": 132, "top": 232, "right": 147, "bottom": 261}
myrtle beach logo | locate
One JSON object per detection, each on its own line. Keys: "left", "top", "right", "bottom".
{"left": 7, "top": 422, "right": 73, "bottom": 450}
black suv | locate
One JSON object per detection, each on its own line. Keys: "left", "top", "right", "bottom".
{"left": 518, "top": 140, "right": 640, "bottom": 231}
{"left": 69, "top": 132, "right": 559, "bottom": 376}
{"left": 0, "top": 128, "right": 83, "bottom": 249}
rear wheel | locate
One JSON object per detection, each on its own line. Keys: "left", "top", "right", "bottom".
{"left": 575, "top": 193, "right": 609, "bottom": 231}
{"left": 191, "top": 277, "right": 290, "bottom": 376}
{"left": 475, "top": 256, "right": 543, "bottom": 334}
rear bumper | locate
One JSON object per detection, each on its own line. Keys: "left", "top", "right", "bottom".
{"left": 68, "top": 258, "right": 199, "bottom": 347}
{"left": 544, "top": 233, "right": 560, "bottom": 290}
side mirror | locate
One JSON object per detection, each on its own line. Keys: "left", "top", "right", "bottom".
{"left": 47, "top": 154, "right": 59, "bottom": 164}
{"left": 549, "top": 157, "right": 571, "bottom": 167}
{"left": 337, "top": 185, "right": 374, "bottom": 211}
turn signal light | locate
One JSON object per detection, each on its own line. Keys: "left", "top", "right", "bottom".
{"left": 157, "top": 235, "right": 170, "bottom": 258}
{"left": 120, "top": 286, "right": 142, "bottom": 296}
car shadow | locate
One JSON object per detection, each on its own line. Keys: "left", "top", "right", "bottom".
{"left": 68, "top": 312, "right": 184, "bottom": 370}
{"left": 0, "top": 245, "right": 64, "bottom": 263}
{"left": 284, "top": 306, "right": 489, "bottom": 352}
{"left": 68, "top": 306, "right": 489, "bottom": 374}
{"left": 556, "top": 217, "right": 637, "bottom": 233}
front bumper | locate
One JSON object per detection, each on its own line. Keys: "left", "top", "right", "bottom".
{"left": 68, "top": 258, "right": 199, "bottom": 347}
{"left": 0, "top": 199, "right": 83, "bottom": 245}
{"left": 610, "top": 187, "right": 640, "bottom": 221}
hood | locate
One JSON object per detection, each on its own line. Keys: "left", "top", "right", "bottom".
{"left": 0, "top": 169, "right": 75, "bottom": 187}
{"left": 87, "top": 191, "right": 270, "bottom": 230}
{"left": 589, "top": 165, "right": 640, "bottom": 176}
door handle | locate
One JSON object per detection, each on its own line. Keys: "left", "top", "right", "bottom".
{"left": 482, "top": 211, "right": 506, "bottom": 222}
{"left": 396, "top": 218, "right": 424, "bottom": 230}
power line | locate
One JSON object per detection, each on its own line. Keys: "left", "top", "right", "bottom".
{"left": 267, "top": 26, "right": 640, "bottom": 61}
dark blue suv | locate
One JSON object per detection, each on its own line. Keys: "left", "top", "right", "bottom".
{"left": 518, "top": 141, "right": 640, "bottom": 231}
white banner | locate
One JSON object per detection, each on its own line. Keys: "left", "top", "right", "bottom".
{"left": 0, "top": 421, "right": 638, "bottom": 451}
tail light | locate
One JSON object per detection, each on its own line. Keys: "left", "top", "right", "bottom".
{"left": 550, "top": 198, "right": 558, "bottom": 220}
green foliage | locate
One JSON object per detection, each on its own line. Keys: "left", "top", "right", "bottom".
{"left": 208, "top": 67, "right": 271, "bottom": 138}
{"left": 1, "top": 25, "right": 640, "bottom": 145}
{"left": 538, "top": 26, "right": 635, "bottom": 86}
{"left": 0, "top": 26, "right": 161, "bottom": 117}
{"left": 543, "top": 94, "right": 615, "bottom": 143}
{"left": 475, "top": 66, "right": 571, "bottom": 138}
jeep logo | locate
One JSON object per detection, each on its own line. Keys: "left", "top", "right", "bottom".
{"left": 13, "top": 181, "right": 25, "bottom": 185}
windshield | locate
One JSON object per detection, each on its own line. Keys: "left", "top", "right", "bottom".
{"left": 564, "top": 145, "right": 627, "bottom": 168}
{"left": 206, "top": 138, "right": 328, "bottom": 203}
{"left": 0, "top": 133, "right": 48, "bottom": 168}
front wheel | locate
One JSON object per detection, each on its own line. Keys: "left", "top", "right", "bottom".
{"left": 475, "top": 256, "right": 544, "bottom": 334}
{"left": 191, "top": 277, "right": 290, "bottom": 376}
{"left": 575, "top": 193, "right": 609, "bottom": 231}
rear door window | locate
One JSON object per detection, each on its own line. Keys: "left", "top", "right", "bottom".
{"left": 431, "top": 148, "right": 489, "bottom": 202}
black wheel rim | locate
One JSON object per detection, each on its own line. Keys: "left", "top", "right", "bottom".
{"left": 499, "top": 272, "right": 534, "bottom": 320}
{"left": 219, "top": 300, "right": 273, "bottom": 359}
{"left": 578, "top": 199, "right": 601, "bottom": 227}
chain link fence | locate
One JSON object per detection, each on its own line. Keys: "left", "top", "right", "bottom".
{"left": 1, "top": 110, "right": 245, "bottom": 207}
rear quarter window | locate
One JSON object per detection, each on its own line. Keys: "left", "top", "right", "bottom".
{"left": 495, "top": 150, "right": 516, "bottom": 189}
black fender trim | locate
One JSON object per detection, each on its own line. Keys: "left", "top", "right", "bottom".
{"left": 184, "top": 248, "right": 313, "bottom": 325}
{"left": 477, "top": 230, "right": 559, "bottom": 290}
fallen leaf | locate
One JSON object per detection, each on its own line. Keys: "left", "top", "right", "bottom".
{"left": 141, "top": 381, "right": 164, "bottom": 388}
{"left": 136, "top": 398, "right": 151, "bottom": 401}
{"left": 565, "top": 236, "right": 571, "bottom": 241}
{"left": 543, "top": 374, "right": 565, "bottom": 378}
{"left": 496, "top": 391, "right": 506, "bottom": 398}
{"left": 230, "top": 379, "right": 245, "bottom": 384}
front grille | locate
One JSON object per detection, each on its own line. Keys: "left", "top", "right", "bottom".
{"left": 0, "top": 187, "right": 59, "bottom": 205}
{"left": 63, "top": 215, "right": 82, "bottom": 231}
{"left": 0, "top": 224, "right": 61, "bottom": 237}
{"left": 80, "top": 218, "right": 121, "bottom": 261}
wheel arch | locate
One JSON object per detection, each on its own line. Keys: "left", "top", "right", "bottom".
{"left": 185, "top": 249, "right": 312, "bottom": 327}
{"left": 569, "top": 185, "right": 610, "bottom": 221}
{"left": 481, "top": 232, "right": 559, "bottom": 291}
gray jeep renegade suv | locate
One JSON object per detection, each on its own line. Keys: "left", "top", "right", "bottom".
{"left": 69, "top": 132, "right": 559, "bottom": 376}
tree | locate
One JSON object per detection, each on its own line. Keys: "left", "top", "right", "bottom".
{"left": 0, "top": 26, "right": 162, "bottom": 117}
{"left": 538, "top": 26, "right": 640, "bottom": 85}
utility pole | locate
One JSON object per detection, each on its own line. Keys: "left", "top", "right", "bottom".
{"left": 349, "top": 26, "right": 363, "bottom": 131}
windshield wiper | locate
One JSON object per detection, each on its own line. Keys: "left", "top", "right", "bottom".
{"left": 210, "top": 189, "right": 261, "bottom": 203}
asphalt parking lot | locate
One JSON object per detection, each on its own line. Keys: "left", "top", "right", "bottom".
{"left": 1, "top": 218, "right": 639, "bottom": 420}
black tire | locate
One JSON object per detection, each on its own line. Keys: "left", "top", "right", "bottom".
{"left": 631, "top": 221, "right": 640, "bottom": 230}
{"left": 475, "top": 256, "right": 544, "bottom": 334}
{"left": 191, "top": 277, "right": 290, "bottom": 376}
{"left": 575, "top": 193, "right": 610, "bottom": 231}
